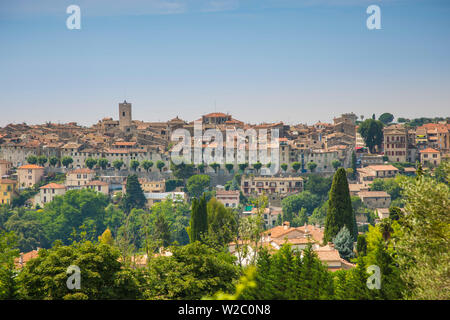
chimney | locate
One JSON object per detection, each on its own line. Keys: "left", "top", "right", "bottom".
{"left": 19, "top": 253, "right": 24, "bottom": 266}
{"left": 283, "top": 221, "right": 290, "bottom": 230}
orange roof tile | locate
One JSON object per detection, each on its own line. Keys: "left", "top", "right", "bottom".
{"left": 40, "top": 183, "right": 66, "bottom": 189}
{"left": 18, "top": 164, "right": 44, "bottom": 170}
{"left": 420, "top": 147, "right": 439, "bottom": 153}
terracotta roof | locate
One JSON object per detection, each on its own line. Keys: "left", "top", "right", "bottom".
{"left": 420, "top": 147, "right": 439, "bottom": 153}
{"left": 112, "top": 141, "right": 137, "bottom": 146}
{"left": 203, "top": 112, "right": 228, "bottom": 118}
{"left": 14, "top": 250, "right": 39, "bottom": 269}
{"left": 358, "top": 191, "right": 390, "bottom": 198}
{"left": 366, "top": 164, "right": 399, "bottom": 171}
{"left": 18, "top": 164, "right": 44, "bottom": 170}
{"left": 40, "top": 183, "right": 66, "bottom": 189}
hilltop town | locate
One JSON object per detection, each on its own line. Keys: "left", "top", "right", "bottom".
{"left": 0, "top": 101, "right": 449, "bottom": 300}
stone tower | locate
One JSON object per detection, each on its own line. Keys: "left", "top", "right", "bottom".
{"left": 119, "top": 100, "right": 132, "bottom": 131}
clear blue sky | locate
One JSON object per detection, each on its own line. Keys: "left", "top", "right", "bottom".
{"left": 0, "top": 0, "right": 449, "bottom": 127}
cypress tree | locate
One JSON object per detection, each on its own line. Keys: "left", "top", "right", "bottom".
{"left": 324, "top": 168, "right": 357, "bottom": 243}
{"left": 122, "top": 174, "right": 146, "bottom": 212}
{"left": 187, "top": 195, "right": 208, "bottom": 243}
{"left": 351, "top": 151, "right": 357, "bottom": 180}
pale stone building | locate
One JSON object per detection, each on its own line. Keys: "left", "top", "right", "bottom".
{"left": 84, "top": 180, "right": 109, "bottom": 195}
{"left": 66, "top": 168, "right": 96, "bottom": 189}
{"left": 0, "top": 159, "right": 13, "bottom": 177}
{"left": 357, "top": 191, "right": 391, "bottom": 209}
{"left": 35, "top": 183, "right": 66, "bottom": 207}
{"left": 17, "top": 164, "right": 45, "bottom": 189}
{"left": 420, "top": 147, "right": 441, "bottom": 167}
{"left": 215, "top": 190, "right": 240, "bottom": 209}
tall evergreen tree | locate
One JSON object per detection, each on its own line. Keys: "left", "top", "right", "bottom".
{"left": 122, "top": 174, "right": 146, "bottom": 213}
{"left": 324, "top": 168, "right": 357, "bottom": 243}
{"left": 187, "top": 195, "right": 208, "bottom": 243}
{"left": 351, "top": 151, "right": 357, "bottom": 180}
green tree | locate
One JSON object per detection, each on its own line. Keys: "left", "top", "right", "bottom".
{"left": 187, "top": 195, "right": 208, "bottom": 243}
{"left": 129, "top": 160, "right": 140, "bottom": 171}
{"left": 225, "top": 163, "right": 234, "bottom": 174}
{"left": 324, "top": 168, "right": 357, "bottom": 243}
{"left": 333, "top": 226, "right": 355, "bottom": 261}
{"left": 26, "top": 155, "right": 37, "bottom": 165}
{"left": 156, "top": 160, "right": 165, "bottom": 172}
{"left": 304, "top": 174, "right": 332, "bottom": 200}
{"left": 308, "top": 200, "right": 328, "bottom": 226}
{"left": 331, "top": 160, "right": 341, "bottom": 171}
{"left": 395, "top": 164, "right": 450, "bottom": 299}
{"left": 37, "top": 155, "right": 48, "bottom": 167}
{"left": 388, "top": 206, "right": 403, "bottom": 221}
{"left": 291, "top": 208, "right": 308, "bottom": 227}
{"left": 98, "top": 228, "right": 114, "bottom": 246}
{"left": 122, "top": 174, "right": 146, "bottom": 213}
{"left": 197, "top": 163, "right": 205, "bottom": 173}
{"left": 0, "top": 230, "right": 20, "bottom": 299}
{"left": 351, "top": 151, "right": 357, "bottom": 180}
{"left": 97, "top": 158, "right": 109, "bottom": 170}
{"left": 307, "top": 162, "right": 317, "bottom": 172}
{"left": 205, "top": 198, "right": 237, "bottom": 248}
{"left": 49, "top": 156, "right": 59, "bottom": 167}
{"left": 144, "top": 242, "right": 239, "bottom": 300}
{"left": 209, "top": 162, "right": 220, "bottom": 173}
{"left": 112, "top": 159, "right": 124, "bottom": 171}
{"left": 281, "top": 191, "right": 320, "bottom": 223}
{"left": 85, "top": 158, "right": 97, "bottom": 170}
{"left": 150, "top": 197, "right": 190, "bottom": 246}
{"left": 356, "top": 234, "right": 367, "bottom": 257}
{"left": 170, "top": 161, "right": 194, "bottom": 180}
{"left": 61, "top": 156, "right": 73, "bottom": 169}
{"left": 39, "top": 189, "right": 109, "bottom": 245}
{"left": 280, "top": 163, "right": 288, "bottom": 172}
{"left": 253, "top": 161, "right": 262, "bottom": 173}
{"left": 152, "top": 211, "right": 171, "bottom": 248}
{"left": 292, "top": 162, "right": 301, "bottom": 173}
{"left": 241, "top": 244, "right": 334, "bottom": 300}
{"left": 4, "top": 208, "right": 47, "bottom": 251}
{"left": 17, "top": 241, "right": 142, "bottom": 299}
{"left": 379, "top": 112, "right": 394, "bottom": 125}
{"left": 358, "top": 119, "right": 384, "bottom": 153}
{"left": 141, "top": 160, "right": 154, "bottom": 173}
{"left": 238, "top": 163, "right": 248, "bottom": 172}
{"left": 186, "top": 175, "right": 210, "bottom": 198}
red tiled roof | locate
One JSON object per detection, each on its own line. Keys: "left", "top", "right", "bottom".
{"left": 420, "top": 147, "right": 439, "bottom": 153}
{"left": 203, "top": 112, "right": 228, "bottom": 118}
{"left": 18, "top": 164, "right": 44, "bottom": 170}
{"left": 40, "top": 183, "right": 66, "bottom": 189}
{"left": 14, "top": 250, "right": 39, "bottom": 269}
